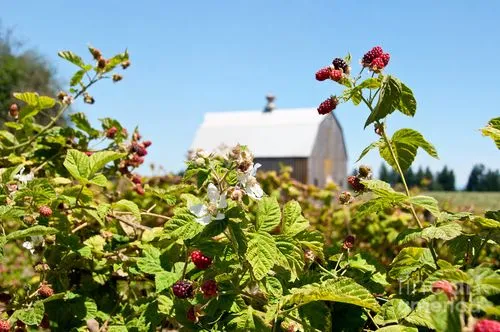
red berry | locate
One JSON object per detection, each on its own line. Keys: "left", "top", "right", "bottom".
{"left": 85, "top": 151, "right": 93, "bottom": 156}
{"left": 187, "top": 306, "right": 197, "bottom": 322}
{"left": 371, "top": 46, "right": 384, "bottom": 58}
{"left": 172, "top": 280, "right": 194, "bottom": 299}
{"left": 474, "top": 319, "right": 500, "bottom": 332}
{"left": 370, "top": 57, "right": 385, "bottom": 71}
{"left": 106, "top": 126, "right": 118, "bottom": 138}
{"left": 131, "top": 143, "right": 148, "bottom": 157}
{"left": 381, "top": 53, "right": 390, "bottom": 66}
{"left": 432, "top": 280, "right": 455, "bottom": 300}
{"left": 143, "top": 140, "right": 152, "bottom": 148}
{"left": 38, "top": 284, "right": 54, "bottom": 298}
{"left": 315, "top": 67, "right": 331, "bottom": 81}
{"left": 131, "top": 174, "right": 142, "bottom": 185}
{"left": 362, "top": 46, "right": 384, "bottom": 66}
{"left": 134, "top": 184, "right": 145, "bottom": 196}
{"left": 0, "top": 320, "right": 9, "bottom": 332}
{"left": 201, "top": 280, "right": 218, "bottom": 298}
{"left": 330, "top": 69, "right": 343, "bottom": 82}
{"left": 317, "top": 97, "right": 338, "bottom": 115}
{"left": 342, "top": 235, "right": 356, "bottom": 250}
{"left": 39, "top": 206, "right": 52, "bottom": 217}
{"left": 347, "top": 175, "right": 365, "bottom": 192}
{"left": 190, "top": 250, "right": 212, "bottom": 270}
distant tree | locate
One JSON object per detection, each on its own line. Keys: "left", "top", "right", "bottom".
{"left": 0, "top": 26, "right": 60, "bottom": 125}
{"left": 379, "top": 163, "right": 390, "bottom": 182}
{"left": 424, "top": 167, "right": 434, "bottom": 190}
{"left": 466, "top": 164, "right": 485, "bottom": 191}
{"left": 405, "top": 167, "right": 417, "bottom": 188}
{"left": 436, "top": 166, "right": 455, "bottom": 191}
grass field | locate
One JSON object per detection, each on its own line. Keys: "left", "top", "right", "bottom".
{"left": 425, "top": 191, "right": 500, "bottom": 213}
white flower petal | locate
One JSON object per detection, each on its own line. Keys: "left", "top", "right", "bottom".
{"left": 207, "top": 183, "right": 220, "bottom": 203}
{"left": 189, "top": 204, "right": 208, "bottom": 218}
{"left": 215, "top": 213, "right": 225, "bottom": 220}
{"left": 247, "top": 183, "right": 264, "bottom": 200}
{"left": 250, "top": 163, "right": 262, "bottom": 177}
{"left": 196, "top": 215, "right": 212, "bottom": 226}
{"left": 218, "top": 194, "right": 227, "bottom": 209}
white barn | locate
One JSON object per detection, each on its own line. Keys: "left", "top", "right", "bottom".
{"left": 190, "top": 97, "right": 348, "bottom": 187}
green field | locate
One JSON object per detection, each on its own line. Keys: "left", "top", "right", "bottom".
{"left": 425, "top": 191, "right": 500, "bottom": 213}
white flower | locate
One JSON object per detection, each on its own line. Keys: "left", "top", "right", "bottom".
{"left": 14, "top": 167, "right": 34, "bottom": 186}
{"left": 189, "top": 183, "right": 227, "bottom": 226}
{"left": 22, "top": 236, "right": 44, "bottom": 254}
{"left": 62, "top": 95, "right": 74, "bottom": 105}
{"left": 237, "top": 163, "right": 264, "bottom": 200}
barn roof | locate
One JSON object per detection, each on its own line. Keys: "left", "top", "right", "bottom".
{"left": 190, "top": 108, "right": 347, "bottom": 159}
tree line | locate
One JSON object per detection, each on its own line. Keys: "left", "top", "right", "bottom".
{"left": 378, "top": 163, "right": 500, "bottom": 191}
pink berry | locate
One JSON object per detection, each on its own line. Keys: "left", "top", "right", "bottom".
{"left": 39, "top": 206, "right": 53, "bottom": 217}
{"left": 190, "top": 250, "right": 212, "bottom": 270}
{"left": 317, "top": 97, "right": 338, "bottom": 115}
{"left": 432, "top": 280, "right": 455, "bottom": 300}
{"left": 330, "top": 69, "right": 343, "bottom": 82}
{"left": 315, "top": 67, "right": 331, "bottom": 81}
{"left": 370, "top": 57, "right": 385, "bottom": 71}
{"left": 474, "top": 319, "right": 500, "bottom": 332}
{"left": 0, "top": 320, "right": 10, "bottom": 332}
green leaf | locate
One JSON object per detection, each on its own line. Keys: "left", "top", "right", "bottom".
{"left": 228, "top": 306, "right": 256, "bottom": 331}
{"left": 155, "top": 271, "right": 178, "bottom": 292}
{"left": 256, "top": 197, "right": 281, "bottom": 232}
{"left": 298, "top": 302, "right": 332, "bottom": 332}
{"left": 376, "top": 326, "right": 418, "bottom": 332}
{"left": 70, "top": 112, "right": 100, "bottom": 138}
{"left": 13, "top": 92, "right": 39, "bottom": 107}
{"left": 398, "top": 83, "right": 417, "bottom": 117}
{"left": 83, "top": 235, "right": 106, "bottom": 255}
{"left": 89, "top": 173, "right": 108, "bottom": 187}
{"left": 379, "top": 128, "right": 438, "bottom": 171}
{"left": 480, "top": 117, "right": 500, "bottom": 149}
{"left": 63, "top": 149, "right": 91, "bottom": 181}
{"left": 358, "top": 77, "right": 382, "bottom": 89}
{"left": 467, "top": 266, "right": 500, "bottom": 297}
{"left": 405, "top": 293, "right": 461, "bottom": 332}
{"left": 389, "top": 247, "right": 436, "bottom": 282}
{"left": 164, "top": 213, "right": 203, "bottom": 240}
{"left": 407, "top": 195, "right": 440, "bottom": 217}
{"left": 485, "top": 210, "right": 500, "bottom": 221}
{"left": 357, "top": 140, "right": 383, "bottom": 162}
{"left": 14, "top": 301, "right": 45, "bottom": 325}
{"left": 356, "top": 198, "right": 394, "bottom": 218}
{"left": 421, "top": 222, "right": 462, "bottom": 241}
{"left": 362, "top": 180, "right": 407, "bottom": 202}
{"left": 365, "top": 75, "right": 402, "bottom": 127}
{"left": 296, "top": 230, "right": 324, "bottom": 261}
{"left": 284, "top": 277, "right": 381, "bottom": 312}
{"left": 103, "top": 50, "right": 129, "bottom": 73}
{"left": 113, "top": 199, "right": 141, "bottom": 221}
{"left": 473, "top": 216, "right": 500, "bottom": 229}
{"left": 394, "top": 228, "right": 423, "bottom": 245}
{"left": 6, "top": 226, "right": 58, "bottom": 241}
{"left": 136, "top": 246, "right": 163, "bottom": 274}
{"left": 70, "top": 69, "right": 86, "bottom": 86}
{"left": 245, "top": 232, "right": 278, "bottom": 280}
{"left": 89, "top": 151, "right": 125, "bottom": 175}
{"left": 282, "top": 200, "right": 309, "bottom": 237}
{"left": 58, "top": 50, "right": 86, "bottom": 68}
{"left": 264, "top": 276, "right": 283, "bottom": 298}
{"left": 157, "top": 295, "right": 174, "bottom": 315}
{"left": 374, "top": 298, "right": 412, "bottom": 326}
{"left": 419, "top": 268, "right": 471, "bottom": 293}
{"left": 275, "top": 237, "right": 305, "bottom": 282}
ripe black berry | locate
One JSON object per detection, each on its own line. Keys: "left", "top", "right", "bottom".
{"left": 332, "top": 58, "right": 348, "bottom": 72}
{"left": 172, "top": 280, "right": 194, "bottom": 299}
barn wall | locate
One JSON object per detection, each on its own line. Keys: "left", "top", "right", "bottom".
{"left": 309, "top": 116, "right": 347, "bottom": 187}
{"left": 253, "top": 157, "right": 308, "bottom": 183}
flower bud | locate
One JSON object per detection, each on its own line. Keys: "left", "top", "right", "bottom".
{"left": 89, "top": 47, "right": 102, "bottom": 60}
{"left": 83, "top": 93, "right": 95, "bottom": 104}
{"left": 112, "top": 74, "right": 123, "bottom": 82}
{"left": 304, "top": 248, "right": 316, "bottom": 263}
{"left": 9, "top": 103, "right": 19, "bottom": 118}
{"left": 97, "top": 57, "right": 107, "bottom": 69}
{"left": 57, "top": 91, "right": 67, "bottom": 101}
{"left": 338, "top": 191, "right": 353, "bottom": 205}
{"left": 121, "top": 60, "right": 131, "bottom": 69}
{"left": 358, "top": 165, "right": 372, "bottom": 179}
{"left": 342, "top": 235, "right": 356, "bottom": 250}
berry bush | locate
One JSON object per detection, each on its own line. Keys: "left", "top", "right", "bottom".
{"left": 0, "top": 44, "right": 499, "bottom": 331}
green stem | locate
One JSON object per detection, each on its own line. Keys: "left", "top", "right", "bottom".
{"left": 364, "top": 309, "right": 380, "bottom": 330}
{"left": 316, "top": 262, "right": 336, "bottom": 278}
{"left": 471, "top": 231, "right": 491, "bottom": 266}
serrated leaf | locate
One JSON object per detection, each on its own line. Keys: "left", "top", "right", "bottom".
{"left": 63, "top": 149, "right": 91, "bottom": 181}
{"left": 374, "top": 298, "right": 412, "bottom": 326}
{"left": 419, "top": 268, "right": 471, "bottom": 293}
{"left": 376, "top": 326, "right": 418, "bottom": 332}
{"left": 356, "top": 198, "right": 394, "bottom": 218}
{"left": 113, "top": 199, "right": 141, "bottom": 221}
{"left": 365, "top": 75, "right": 402, "bottom": 127}
{"left": 89, "top": 173, "right": 108, "bottom": 187}
{"left": 282, "top": 200, "right": 309, "bottom": 237}
{"left": 89, "top": 151, "right": 125, "bottom": 175}
{"left": 13, "top": 301, "right": 45, "bottom": 325}
{"left": 70, "top": 69, "right": 86, "bottom": 86}
{"left": 405, "top": 293, "right": 461, "bottom": 332}
{"left": 70, "top": 112, "right": 100, "bottom": 138}
{"left": 264, "top": 276, "right": 283, "bottom": 298}
{"left": 407, "top": 195, "right": 440, "bottom": 217}
{"left": 85, "top": 203, "right": 110, "bottom": 226}
{"left": 13, "top": 92, "right": 39, "bottom": 107}
{"left": 296, "top": 230, "right": 324, "bottom": 261}
{"left": 362, "top": 180, "right": 407, "bottom": 202}
{"left": 256, "top": 197, "right": 281, "bottom": 232}
{"left": 357, "top": 140, "right": 383, "bottom": 162}
{"left": 275, "top": 237, "right": 305, "bottom": 282}
{"left": 467, "top": 266, "right": 500, "bottom": 297}
{"left": 157, "top": 295, "right": 174, "bottom": 315}
{"left": 245, "top": 232, "right": 278, "bottom": 280}
{"left": 83, "top": 235, "right": 106, "bottom": 254}
{"left": 6, "top": 226, "right": 58, "bottom": 241}
{"left": 394, "top": 228, "right": 423, "bottom": 245}
{"left": 379, "top": 129, "right": 438, "bottom": 172}
{"left": 389, "top": 247, "right": 436, "bottom": 282}
{"left": 398, "top": 83, "right": 417, "bottom": 117}
{"left": 164, "top": 213, "right": 203, "bottom": 240}
{"left": 228, "top": 306, "right": 256, "bottom": 331}
{"left": 155, "top": 271, "right": 178, "bottom": 292}
{"left": 58, "top": 50, "right": 85, "bottom": 68}
{"left": 421, "top": 222, "right": 462, "bottom": 241}
{"left": 473, "top": 216, "right": 500, "bottom": 229}
{"left": 298, "top": 302, "right": 332, "bottom": 332}
{"left": 284, "top": 277, "right": 380, "bottom": 312}
{"left": 136, "top": 246, "right": 163, "bottom": 274}
{"left": 480, "top": 117, "right": 500, "bottom": 149}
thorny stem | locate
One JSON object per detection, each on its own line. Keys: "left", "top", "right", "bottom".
{"left": 359, "top": 93, "right": 440, "bottom": 266}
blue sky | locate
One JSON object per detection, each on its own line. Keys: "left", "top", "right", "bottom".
{"left": 3, "top": 1, "right": 500, "bottom": 187}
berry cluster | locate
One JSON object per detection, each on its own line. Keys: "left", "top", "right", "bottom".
{"left": 347, "top": 165, "right": 372, "bottom": 193}
{"left": 191, "top": 250, "right": 212, "bottom": 270}
{"left": 361, "top": 46, "right": 390, "bottom": 72}
{"left": 201, "top": 279, "right": 218, "bottom": 298}
{"left": 172, "top": 280, "right": 194, "bottom": 299}
{"left": 118, "top": 130, "right": 152, "bottom": 195}
{"left": 431, "top": 280, "right": 455, "bottom": 300}
{"left": 317, "top": 97, "right": 338, "bottom": 115}
{"left": 0, "top": 320, "right": 9, "bottom": 332}
{"left": 474, "top": 319, "right": 500, "bottom": 332}
{"left": 39, "top": 205, "right": 53, "bottom": 217}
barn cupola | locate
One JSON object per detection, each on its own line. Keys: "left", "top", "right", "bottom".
{"left": 263, "top": 94, "right": 276, "bottom": 113}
